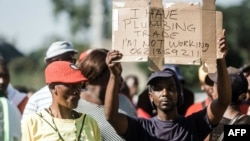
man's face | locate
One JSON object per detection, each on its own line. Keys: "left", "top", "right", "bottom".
{"left": 0, "top": 65, "right": 9, "bottom": 93}
{"left": 149, "top": 77, "right": 178, "bottom": 112}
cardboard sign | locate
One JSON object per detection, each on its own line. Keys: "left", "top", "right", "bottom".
{"left": 112, "top": 0, "right": 223, "bottom": 72}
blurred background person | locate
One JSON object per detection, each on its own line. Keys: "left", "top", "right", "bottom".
{"left": 0, "top": 55, "right": 29, "bottom": 115}
{"left": 240, "top": 64, "right": 250, "bottom": 115}
{"left": 124, "top": 74, "right": 139, "bottom": 105}
{"left": 185, "top": 66, "right": 214, "bottom": 116}
{"left": 76, "top": 48, "right": 136, "bottom": 141}
{"left": 7, "top": 84, "right": 29, "bottom": 114}
{"left": 0, "top": 57, "right": 21, "bottom": 141}
{"left": 207, "top": 66, "right": 250, "bottom": 141}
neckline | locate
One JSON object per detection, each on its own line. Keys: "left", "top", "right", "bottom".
{"left": 45, "top": 108, "right": 84, "bottom": 141}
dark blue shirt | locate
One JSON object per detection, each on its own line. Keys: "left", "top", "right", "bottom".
{"left": 124, "top": 108, "right": 212, "bottom": 141}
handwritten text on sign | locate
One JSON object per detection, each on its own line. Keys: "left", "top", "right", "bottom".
{"left": 113, "top": 6, "right": 210, "bottom": 58}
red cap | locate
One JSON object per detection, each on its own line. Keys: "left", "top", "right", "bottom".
{"left": 45, "top": 61, "right": 87, "bottom": 84}
{"left": 78, "top": 49, "right": 93, "bottom": 62}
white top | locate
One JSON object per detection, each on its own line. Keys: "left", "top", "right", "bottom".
{"left": 7, "top": 83, "right": 27, "bottom": 106}
{"left": 0, "top": 97, "right": 21, "bottom": 141}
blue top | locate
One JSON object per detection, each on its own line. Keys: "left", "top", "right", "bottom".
{"left": 124, "top": 108, "right": 212, "bottom": 141}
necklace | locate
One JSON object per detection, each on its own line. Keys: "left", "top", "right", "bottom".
{"left": 42, "top": 108, "right": 86, "bottom": 141}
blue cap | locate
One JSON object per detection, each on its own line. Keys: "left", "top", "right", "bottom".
{"left": 147, "top": 70, "right": 174, "bottom": 85}
{"left": 162, "top": 64, "right": 184, "bottom": 81}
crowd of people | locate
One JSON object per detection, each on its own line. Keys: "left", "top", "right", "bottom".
{"left": 1, "top": 29, "right": 250, "bottom": 141}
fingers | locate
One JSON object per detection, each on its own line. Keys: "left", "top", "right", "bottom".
{"left": 106, "top": 50, "right": 123, "bottom": 75}
{"left": 106, "top": 50, "right": 122, "bottom": 64}
{"left": 222, "top": 29, "right": 226, "bottom": 37}
{"left": 217, "top": 29, "right": 228, "bottom": 57}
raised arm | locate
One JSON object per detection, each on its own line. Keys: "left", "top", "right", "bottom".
{"left": 207, "top": 29, "right": 232, "bottom": 126}
{"left": 104, "top": 50, "right": 128, "bottom": 135}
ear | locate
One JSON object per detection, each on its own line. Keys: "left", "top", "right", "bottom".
{"left": 149, "top": 92, "right": 153, "bottom": 103}
{"left": 48, "top": 84, "right": 57, "bottom": 95}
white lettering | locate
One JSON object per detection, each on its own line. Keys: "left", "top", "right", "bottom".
{"left": 241, "top": 129, "right": 246, "bottom": 136}
{"left": 235, "top": 129, "right": 241, "bottom": 136}
{"left": 228, "top": 129, "right": 247, "bottom": 136}
{"left": 228, "top": 129, "right": 235, "bottom": 136}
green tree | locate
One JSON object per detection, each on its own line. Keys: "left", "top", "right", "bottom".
{"left": 49, "top": 0, "right": 250, "bottom": 91}
{"left": 218, "top": 0, "right": 250, "bottom": 64}
{"left": 51, "top": 0, "right": 91, "bottom": 35}
{"left": 50, "top": 0, "right": 112, "bottom": 39}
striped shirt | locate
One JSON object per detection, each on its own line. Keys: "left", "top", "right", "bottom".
{"left": 76, "top": 94, "right": 137, "bottom": 141}
{"left": 22, "top": 86, "right": 52, "bottom": 119}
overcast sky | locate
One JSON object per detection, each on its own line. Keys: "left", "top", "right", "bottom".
{"left": 0, "top": 0, "right": 243, "bottom": 55}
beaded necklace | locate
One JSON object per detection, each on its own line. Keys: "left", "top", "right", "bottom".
{"left": 37, "top": 108, "right": 86, "bottom": 141}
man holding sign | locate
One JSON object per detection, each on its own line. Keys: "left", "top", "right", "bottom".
{"left": 104, "top": 29, "right": 231, "bottom": 140}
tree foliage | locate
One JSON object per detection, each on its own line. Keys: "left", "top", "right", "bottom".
{"left": 7, "top": 1, "right": 250, "bottom": 91}
{"left": 51, "top": 0, "right": 91, "bottom": 35}
{"left": 50, "top": 0, "right": 112, "bottom": 39}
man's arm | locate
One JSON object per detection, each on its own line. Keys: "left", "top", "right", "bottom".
{"left": 207, "top": 29, "right": 232, "bottom": 126}
{"left": 104, "top": 50, "right": 128, "bottom": 135}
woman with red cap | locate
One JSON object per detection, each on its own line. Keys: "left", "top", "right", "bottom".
{"left": 21, "top": 61, "right": 101, "bottom": 141}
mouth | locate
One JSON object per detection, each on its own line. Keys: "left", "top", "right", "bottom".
{"left": 160, "top": 98, "right": 170, "bottom": 104}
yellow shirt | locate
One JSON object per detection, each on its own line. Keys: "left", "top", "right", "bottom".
{"left": 21, "top": 109, "right": 101, "bottom": 141}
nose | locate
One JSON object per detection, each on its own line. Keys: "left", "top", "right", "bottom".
{"left": 161, "top": 88, "right": 167, "bottom": 96}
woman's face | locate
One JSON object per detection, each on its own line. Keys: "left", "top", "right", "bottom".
{"left": 52, "top": 82, "right": 82, "bottom": 109}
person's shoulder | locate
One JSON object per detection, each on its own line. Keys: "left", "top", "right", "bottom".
{"left": 22, "top": 109, "right": 48, "bottom": 122}
{"left": 118, "top": 93, "right": 134, "bottom": 106}
{"left": 81, "top": 113, "right": 99, "bottom": 125}
{"left": 237, "top": 114, "right": 250, "bottom": 124}
{"left": 0, "top": 97, "right": 19, "bottom": 113}
{"left": 185, "top": 101, "right": 204, "bottom": 116}
{"left": 187, "top": 102, "right": 203, "bottom": 109}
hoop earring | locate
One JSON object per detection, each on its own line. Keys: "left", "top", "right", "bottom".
{"left": 151, "top": 101, "right": 157, "bottom": 114}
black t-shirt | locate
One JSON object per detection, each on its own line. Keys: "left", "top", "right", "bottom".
{"left": 124, "top": 108, "right": 212, "bottom": 141}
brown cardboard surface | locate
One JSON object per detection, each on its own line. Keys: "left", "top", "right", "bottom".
{"left": 162, "top": 3, "right": 202, "bottom": 65}
{"left": 112, "top": 0, "right": 223, "bottom": 71}
{"left": 112, "top": 1, "right": 149, "bottom": 60}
